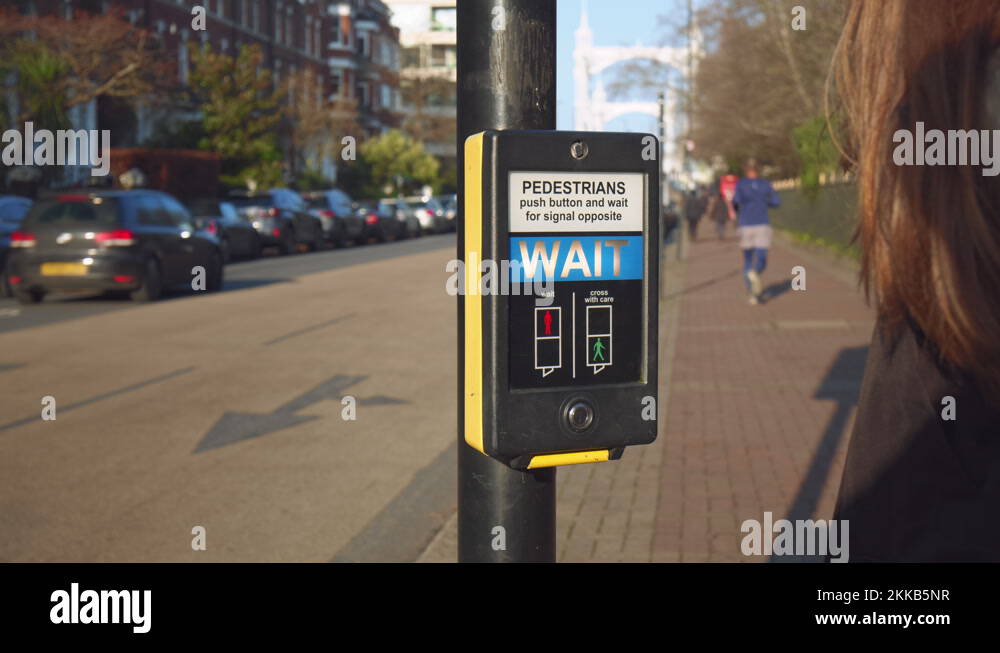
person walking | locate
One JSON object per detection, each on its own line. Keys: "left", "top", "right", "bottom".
{"left": 732, "top": 159, "right": 780, "bottom": 304}
{"left": 706, "top": 179, "right": 733, "bottom": 240}
{"left": 683, "top": 187, "right": 708, "bottom": 243}
{"left": 831, "top": 0, "right": 1000, "bottom": 561}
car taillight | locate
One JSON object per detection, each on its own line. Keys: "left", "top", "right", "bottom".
{"left": 365, "top": 213, "right": 378, "bottom": 225}
{"left": 415, "top": 209, "right": 429, "bottom": 219}
{"left": 206, "top": 220, "right": 219, "bottom": 235}
{"left": 57, "top": 194, "right": 89, "bottom": 202}
{"left": 95, "top": 229, "right": 136, "bottom": 246}
{"left": 267, "top": 208, "right": 279, "bottom": 217}
{"left": 10, "top": 231, "right": 35, "bottom": 248}
{"left": 319, "top": 210, "right": 334, "bottom": 218}
{"left": 272, "top": 228, "right": 282, "bottom": 237}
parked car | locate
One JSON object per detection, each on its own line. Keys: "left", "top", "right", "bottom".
{"left": 405, "top": 196, "right": 449, "bottom": 234}
{"left": 301, "top": 189, "right": 363, "bottom": 247}
{"left": 381, "top": 199, "right": 422, "bottom": 239}
{"left": 437, "top": 194, "right": 458, "bottom": 231}
{"left": 229, "top": 188, "right": 323, "bottom": 255}
{"left": 185, "top": 198, "right": 262, "bottom": 262}
{"left": 0, "top": 195, "right": 34, "bottom": 297}
{"left": 353, "top": 200, "right": 404, "bottom": 243}
{"left": 6, "top": 190, "right": 224, "bottom": 304}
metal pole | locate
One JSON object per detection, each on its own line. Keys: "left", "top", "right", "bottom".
{"left": 456, "top": 0, "right": 558, "bottom": 562}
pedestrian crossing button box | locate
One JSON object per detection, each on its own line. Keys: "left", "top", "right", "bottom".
{"left": 464, "top": 130, "right": 659, "bottom": 470}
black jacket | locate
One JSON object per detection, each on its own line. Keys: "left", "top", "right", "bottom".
{"left": 833, "top": 317, "right": 1000, "bottom": 561}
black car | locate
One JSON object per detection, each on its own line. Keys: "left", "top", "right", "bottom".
{"left": 0, "top": 195, "right": 34, "bottom": 297}
{"left": 380, "top": 199, "right": 422, "bottom": 239}
{"left": 302, "top": 189, "right": 363, "bottom": 247}
{"left": 354, "top": 200, "right": 405, "bottom": 242}
{"left": 186, "top": 198, "right": 262, "bottom": 262}
{"left": 6, "top": 190, "right": 224, "bottom": 304}
{"left": 229, "top": 188, "right": 323, "bottom": 255}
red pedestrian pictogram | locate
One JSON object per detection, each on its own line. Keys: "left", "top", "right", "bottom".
{"left": 543, "top": 310, "right": 552, "bottom": 335}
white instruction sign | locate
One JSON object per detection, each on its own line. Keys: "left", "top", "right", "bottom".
{"left": 509, "top": 171, "right": 644, "bottom": 232}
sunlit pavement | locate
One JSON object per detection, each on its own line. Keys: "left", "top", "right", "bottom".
{"left": 0, "top": 236, "right": 458, "bottom": 562}
{"left": 0, "top": 229, "right": 874, "bottom": 563}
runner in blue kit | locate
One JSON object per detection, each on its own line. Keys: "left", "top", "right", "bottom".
{"left": 732, "top": 158, "right": 781, "bottom": 305}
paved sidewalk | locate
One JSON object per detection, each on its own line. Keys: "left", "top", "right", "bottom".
{"left": 420, "top": 231, "right": 874, "bottom": 562}
{"left": 646, "top": 234, "right": 873, "bottom": 562}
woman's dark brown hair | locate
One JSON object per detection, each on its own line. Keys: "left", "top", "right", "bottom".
{"left": 833, "top": 0, "right": 1000, "bottom": 387}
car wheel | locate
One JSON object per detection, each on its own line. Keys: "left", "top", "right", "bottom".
{"left": 206, "top": 252, "right": 224, "bottom": 292}
{"left": 219, "top": 237, "right": 231, "bottom": 264}
{"left": 130, "top": 258, "right": 162, "bottom": 302}
{"left": 14, "top": 287, "right": 44, "bottom": 305}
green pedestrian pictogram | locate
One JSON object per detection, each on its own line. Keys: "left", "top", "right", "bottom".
{"left": 592, "top": 338, "right": 606, "bottom": 362}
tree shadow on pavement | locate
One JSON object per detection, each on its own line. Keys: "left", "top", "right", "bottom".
{"left": 770, "top": 344, "right": 869, "bottom": 563}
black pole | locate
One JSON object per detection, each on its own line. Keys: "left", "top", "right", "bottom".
{"left": 456, "top": 0, "right": 557, "bottom": 562}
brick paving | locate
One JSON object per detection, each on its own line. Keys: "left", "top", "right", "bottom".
{"left": 560, "top": 231, "right": 874, "bottom": 562}
{"left": 420, "top": 230, "right": 875, "bottom": 562}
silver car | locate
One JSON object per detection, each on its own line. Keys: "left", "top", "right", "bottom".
{"left": 404, "top": 196, "right": 449, "bottom": 234}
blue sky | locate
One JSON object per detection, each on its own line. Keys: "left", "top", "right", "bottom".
{"left": 556, "top": 0, "right": 691, "bottom": 131}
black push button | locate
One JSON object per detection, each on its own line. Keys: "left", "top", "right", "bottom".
{"left": 566, "top": 400, "right": 594, "bottom": 432}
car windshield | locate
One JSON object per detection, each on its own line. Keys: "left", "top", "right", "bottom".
{"left": 230, "top": 196, "right": 274, "bottom": 207}
{"left": 305, "top": 197, "right": 328, "bottom": 209}
{"left": 23, "top": 198, "right": 120, "bottom": 228}
{"left": 186, "top": 199, "right": 220, "bottom": 216}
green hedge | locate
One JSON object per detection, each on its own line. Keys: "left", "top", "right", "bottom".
{"left": 773, "top": 183, "right": 860, "bottom": 260}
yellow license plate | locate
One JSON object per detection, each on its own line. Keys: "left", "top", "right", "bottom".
{"left": 41, "top": 263, "right": 88, "bottom": 276}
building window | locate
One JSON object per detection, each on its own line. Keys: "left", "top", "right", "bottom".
{"left": 275, "top": 5, "right": 283, "bottom": 43}
{"left": 402, "top": 46, "right": 420, "bottom": 68}
{"left": 330, "top": 70, "right": 342, "bottom": 98}
{"left": 252, "top": 3, "right": 259, "bottom": 32}
{"left": 431, "top": 7, "right": 457, "bottom": 31}
{"left": 285, "top": 7, "right": 293, "bottom": 47}
{"left": 381, "top": 84, "right": 391, "bottom": 109}
{"left": 357, "top": 83, "right": 368, "bottom": 107}
{"left": 357, "top": 32, "right": 369, "bottom": 58}
{"left": 431, "top": 44, "right": 457, "bottom": 69}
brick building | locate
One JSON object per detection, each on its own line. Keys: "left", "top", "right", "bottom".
{"left": 9, "top": 0, "right": 402, "bottom": 182}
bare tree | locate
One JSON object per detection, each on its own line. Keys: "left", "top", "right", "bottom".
{"left": 0, "top": 8, "right": 171, "bottom": 122}
{"left": 283, "top": 69, "right": 363, "bottom": 179}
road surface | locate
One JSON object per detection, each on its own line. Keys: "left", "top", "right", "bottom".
{"left": 0, "top": 234, "right": 459, "bottom": 562}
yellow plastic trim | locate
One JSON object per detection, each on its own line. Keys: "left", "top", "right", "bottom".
{"left": 464, "top": 132, "right": 485, "bottom": 454}
{"left": 526, "top": 450, "right": 611, "bottom": 469}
